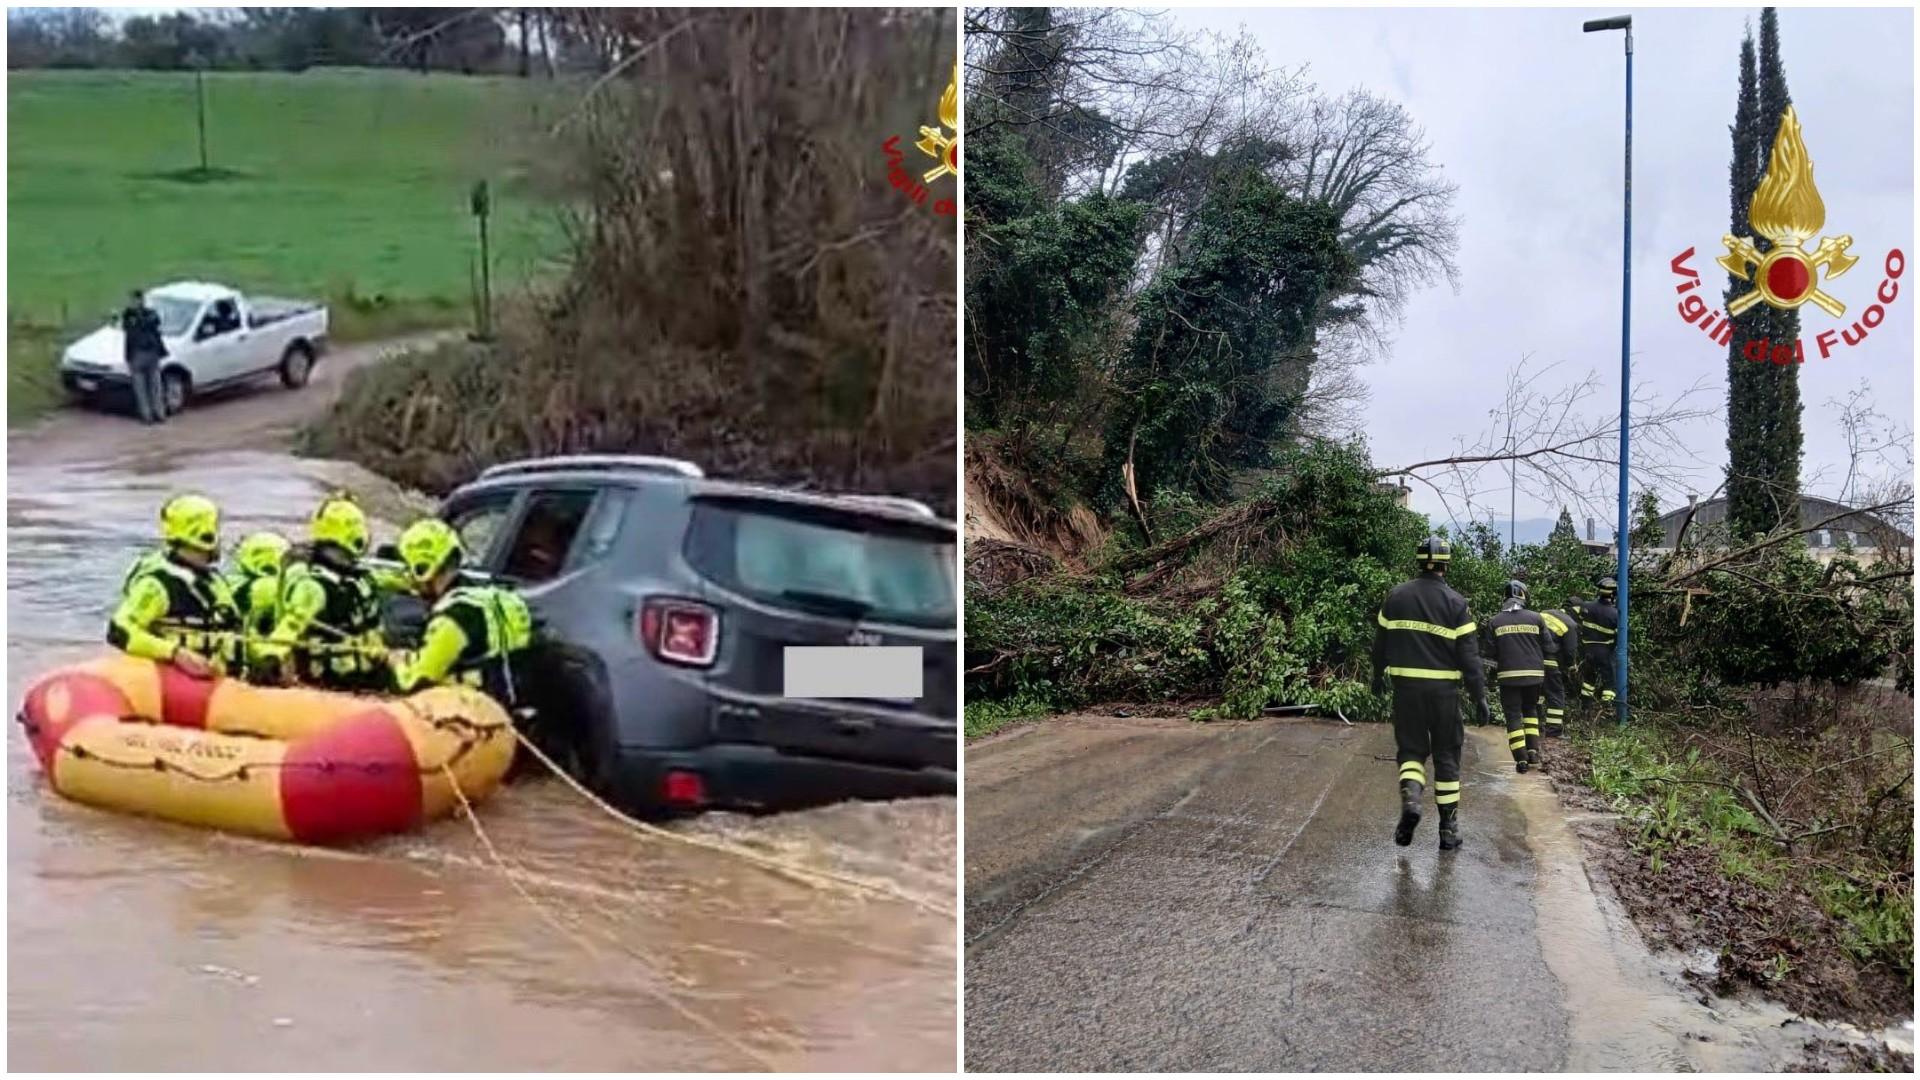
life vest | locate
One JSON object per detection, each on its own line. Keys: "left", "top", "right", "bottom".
{"left": 227, "top": 570, "right": 280, "bottom": 638}
{"left": 431, "top": 586, "right": 533, "bottom": 701}
{"left": 112, "top": 550, "right": 239, "bottom": 666}
{"left": 278, "top": 558, "right": 385, "bottom": 683}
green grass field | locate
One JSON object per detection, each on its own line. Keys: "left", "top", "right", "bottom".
{"left": 8, "top": 68, "right": 564, "bottom": 420}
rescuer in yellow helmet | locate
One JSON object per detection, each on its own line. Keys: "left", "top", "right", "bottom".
{"left": 107, "top": 494, "right": 240, "bottom": 678}
{"left": 260, "top": 494, "right": 391, "bottom": 691}
{"left": 389, "top": 518, "right": 533, "bottom": 704}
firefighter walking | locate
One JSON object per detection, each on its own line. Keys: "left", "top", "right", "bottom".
{"left": 1370, "top": 536, "right": 1489, "bottom": 851}
{"left": 1578, "top": 578, "right": 1621, "bottom": 711}
{"left": 1539, "top": 597, "right": 1579, "bottom": 737}
{"left": 1487, "top": 580, "right": 1555, "bottom": 771}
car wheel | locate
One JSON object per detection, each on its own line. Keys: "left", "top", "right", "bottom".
{"left": 161, "top": 369, "right": 190, "bottom": 416}
{"left": 278, "top": 343, "right": 314, "bottom": 389}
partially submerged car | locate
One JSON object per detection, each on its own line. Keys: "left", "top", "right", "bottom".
{"left": 404, "top": 454, "right": 958, "bottom": 813}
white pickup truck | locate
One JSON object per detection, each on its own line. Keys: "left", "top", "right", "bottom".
{"left": 58, "top": 281, "right": 329, "bottom": 416}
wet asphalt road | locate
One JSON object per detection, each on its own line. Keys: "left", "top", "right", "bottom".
{"left": 963, "top": 714, "right": 1833, "bottom": 1072}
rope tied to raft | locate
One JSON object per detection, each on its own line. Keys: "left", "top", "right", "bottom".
{"left": 439, "top": 763, "right": 785, "bottom": 1072}
{"left": 507, "top": 727, "right": 955, "bottom": 919}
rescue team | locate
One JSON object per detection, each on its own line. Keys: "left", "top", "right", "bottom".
{"left": 1371, "top": 536, "right": 1621, "bottom": 850}
{"left": 108, "top": 492, "right": 532, "bottom": 707}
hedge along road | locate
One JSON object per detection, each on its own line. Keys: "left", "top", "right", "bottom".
{"left": 962, "top": 713, "right": 1902, "bottom": 1072}
{"left": 6, "top": 338, "right": 956, "bottom": 1070}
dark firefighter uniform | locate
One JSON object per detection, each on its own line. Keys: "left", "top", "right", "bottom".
{"left": 1488, "top": 598, "right": 1555, "bottom": 769}
{"left": 1539, "top": 607, "right": 1578, "bottom": 735}
{"left": 1578, "top": 590, "right": 1620, "bottom": 706}
{"left": 392, "top": 586, "right": 533, "bottom": 703}
{"left": 1370, "top": 537, "right": 1487, "bottom": 851}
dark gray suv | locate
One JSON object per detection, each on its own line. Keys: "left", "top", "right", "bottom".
{"left": 434, "top": 455, "right": 957, "bottom": 813}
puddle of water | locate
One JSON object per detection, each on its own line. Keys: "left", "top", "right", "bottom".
{"left": 8, "top": 449, "right": 955, "bottom": 1070}
{"left": 1510, "top": 761, "right": 1908, "bottom": 1071}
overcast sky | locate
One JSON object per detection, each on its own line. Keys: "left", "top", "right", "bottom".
{"left": 1177, "top": 6, "right": 1914, "bottom": 528}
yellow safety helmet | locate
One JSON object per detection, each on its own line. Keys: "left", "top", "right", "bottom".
{"left": 397, "top": 518, "right": 463, "bottom": 583}
{"left": 235, "top": 530, "right": 290, "bottom": 577}
{"left": 310, "top": 495, "right": 370, "bottom": 558}
{"left": 160, "top": 494, "right": 220, "bottom": 554}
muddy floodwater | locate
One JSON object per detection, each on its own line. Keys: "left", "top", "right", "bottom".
{"left": 8, "top": 446, "right": 956, "bottom": 1071}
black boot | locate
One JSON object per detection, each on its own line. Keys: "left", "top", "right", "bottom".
{"left": 1437, "top": 805, "right": 1462, "bottom": 851}
{"left": 1527, "top": 747, "right": 1541, "bottom": 765}
{"left": 1515, "top": 757, "right": 1529, "bottom": 774}
{"left": 1394, "top": 780, "right": 1423, "bottom": 847}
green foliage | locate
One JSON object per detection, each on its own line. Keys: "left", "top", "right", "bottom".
{"left": 1550, "top": 507, "right": 1579, "bottom": 545}
{"left": 1637, "top": 546, "right": 1910, "bottom": 691}
{"left": 1633, "top": 490, "right": 1665, "bottom": 548}
{"left": 969, "top": 439, "right": 1423, "bottom": 722}
{"left": 1104, "top": 171, "right": 1353, "bottom": 503}
{"left": 965, "top": 147, "right": 1147, "bottom": 429}
{"left": 964, "top": 576, "right": 1211, "bottom": 714}
{"left": 1816, "top": 871, "right": 1915, "bottom": 983}
{"left": 963, "top": 692, "right": 1055, "bottom": 740}
{"left": 1580, "top": 721, "right": 1914, "bottom": 990}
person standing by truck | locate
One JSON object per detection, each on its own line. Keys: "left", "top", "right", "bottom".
{"left": 120, "top": 289, "right": 168, "bottom": 425}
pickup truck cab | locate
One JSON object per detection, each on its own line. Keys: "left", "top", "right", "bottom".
{"left": 58, "top": 281, "right": 329, "bottom": 416}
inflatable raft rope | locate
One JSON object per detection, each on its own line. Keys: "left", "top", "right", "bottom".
{"left": 17, "top": 654, "right": 515, "bottom": 844}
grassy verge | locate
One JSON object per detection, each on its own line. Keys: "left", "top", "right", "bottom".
{"left": 7, "top": 67, "right": 564, "bottom": 423}
{"left": 1559, "top": 701, "right": 1912, "bottom": 1026}
{"left": 964, "top": 694, "right": 1054, "bottom": 740}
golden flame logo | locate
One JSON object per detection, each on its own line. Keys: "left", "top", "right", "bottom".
{"left": 916, "top": 63, "right": 959, "bottom": 183}
{"left": 1718, "top": 106, "right": 1858, "bottom": 316}
{"left": 1750, "top": 106, "right": 1824, "bottom": 244}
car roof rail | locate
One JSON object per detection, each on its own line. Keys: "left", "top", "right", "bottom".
{"left": 840, "top": 494, "right": 939, "bottom": 519}
{"left": 478, "top": 454, "right": 705, "bottom": 481}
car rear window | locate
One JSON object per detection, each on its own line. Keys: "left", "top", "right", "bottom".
{"left": 684, "top": 500, "right": 954, "bottom": 629}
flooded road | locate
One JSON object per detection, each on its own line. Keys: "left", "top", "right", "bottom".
{"left": 8, "top": 369, "right": 956, "bottom": 1071}
{"left": 964, "top": 714, "right": 1905, "bottom": 1072}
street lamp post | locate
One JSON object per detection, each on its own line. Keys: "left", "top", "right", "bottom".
{"left": 1584, "top": 14, "right": 1632, "bottom": 726}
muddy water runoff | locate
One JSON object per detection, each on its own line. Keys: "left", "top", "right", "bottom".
{"left": 8, "top": 449, "right": 956, "bottom": 1071}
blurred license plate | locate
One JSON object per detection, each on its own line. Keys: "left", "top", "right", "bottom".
{"left": 75, "top": 378, "right": 98, "bottom": 391}
{"left": 784, "top": 646, "right": 922, "bottom": 700}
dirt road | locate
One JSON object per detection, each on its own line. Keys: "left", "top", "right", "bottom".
{"left": 8, "top": 340, "right": 957, "bottom": 1071}
{"left": 963, "top": 714, "right": 1907, "bottom": 1072}
{"left": 10, "top": 332, "right": 452, "bottom": 469}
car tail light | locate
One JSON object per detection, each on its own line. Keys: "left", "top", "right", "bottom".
{"left": 660, "top": 769, "right": 706, "bottom": 807}
{"left": 638, "top": 597, "right": 719, "bottom": 667}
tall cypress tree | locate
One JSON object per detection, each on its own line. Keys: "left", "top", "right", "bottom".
{"left": 1755, "top": 7, "right": 1803, "bottom": 525}
{"left": 1726, "top": 9, "right": 1805, "bottom": 539}
{"left": 1725, "top": 28, "right": 1768, "bottom": 538}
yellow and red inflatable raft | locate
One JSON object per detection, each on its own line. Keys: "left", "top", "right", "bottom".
{"left": 18, "top": 655, "right": 515, "bottom": 844}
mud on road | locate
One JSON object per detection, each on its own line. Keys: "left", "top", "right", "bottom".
{"left": 963, "top": 714, "right": 1910, "bottom": 1072}
{"left": 8, "top": 345, "right": 957, "bottom": 1071}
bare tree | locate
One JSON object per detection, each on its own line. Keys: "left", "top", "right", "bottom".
{"left": 1280, "top": 89, "right": 1462, "bottom": 358}
{"left": 1376, "top": 357, "right": 1720, "bottom": 532}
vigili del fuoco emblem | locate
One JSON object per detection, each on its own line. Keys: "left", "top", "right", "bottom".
{"left": 1717, "top": 105, "right": 1857, "bottom": 316}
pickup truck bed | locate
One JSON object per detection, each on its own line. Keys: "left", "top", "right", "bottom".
{"left": 248, "top": 297, "right": 323, "bottom": 329}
